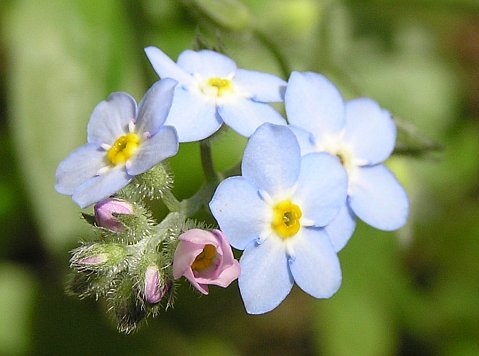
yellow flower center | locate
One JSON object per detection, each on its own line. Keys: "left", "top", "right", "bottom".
{"left": 205, "top": 77, "right": 233, "bottom": 97}
{"left": 271, "top": 200, "right": 302, "bottom": 239}
{"left": 191, "top": 244, "right": 217, "bottom": 272}
{"left": 106, "top": 133, "right": 140, "bottom": 165}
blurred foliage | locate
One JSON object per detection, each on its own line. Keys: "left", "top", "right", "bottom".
{"left": 0, "top": 0, "right": 478, "bottom": 355}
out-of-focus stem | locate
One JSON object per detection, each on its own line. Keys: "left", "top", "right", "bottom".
{"left": 200, "top": 140, "right": 218, "bottom": 183}
{"left": 253, "top": 28, "right": 291, "bottom": 80}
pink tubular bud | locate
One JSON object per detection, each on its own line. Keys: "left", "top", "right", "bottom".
{"left": 71, "top": 243, "right": 126, "bottom": 271}
{"left": 78, "top": 253, "right": 108, "bottom": 266}
{"left": 94, "top": 198, "right": 133, "bottom": 232}
{"left": 144, "top": 265, "right": 168, "bottom": 305}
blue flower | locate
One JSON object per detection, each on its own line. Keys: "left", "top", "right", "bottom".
{"left": 145, "top": 46, "right": 287, "bottom": 142}
{"left": 209, "top": 124, "right": 348, "bottom": 314}
{"left": 55, "top": 79, "right": 179, "bottom": 208}
{"left": 286, "top": 71, "right": 409, "bottom": 239}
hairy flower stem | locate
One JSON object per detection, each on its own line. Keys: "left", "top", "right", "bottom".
{"left": 162, "top": 189, "right": 182, "bottom": 212}
{"left": 160, "top": 140, "right": 220, "bottom": 218}
{"left": 129, "top": 212, "right": 182, "bottom": 254}
{"left": 180, "top": 182, "right": 217, "bottom": 217}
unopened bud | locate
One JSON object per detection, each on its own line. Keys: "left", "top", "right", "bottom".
{"left": 78, "top": 253, "right": 108, "bottom": 267}
{"left": 94, "top": 198, "right": 133, "bottom": 232}
{"left": 71, "top": 243, "right": 126, "bottom": 271}
{"left": 131, "top": 163, "right": 173, "bottom": 201}
{"left": 144, "top": 265, "right": 169, "bottom": 305}
{"left": 113, "top": 278, "right": 146, "bottom": 333}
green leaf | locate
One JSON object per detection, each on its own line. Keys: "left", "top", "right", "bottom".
{"left": 3, "top": 0, "right": 143, "bottom": 253}
{"left": 0, "top": 263, "right": 37, "bottom": 356}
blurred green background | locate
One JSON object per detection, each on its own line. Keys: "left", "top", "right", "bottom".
{"left": 1, "top": 0, "right": 478, "bottom": 355}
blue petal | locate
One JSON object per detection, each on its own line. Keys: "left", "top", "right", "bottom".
{"left": 136, "top": 79, "right": 177, "bottom": 135}
{"left": 349, "top": 165, "right": 409, "bottom": 231}
{"left": 289, "top": 125, "right": 317, "bottom": 156}
{"left": 241, "top": 124, "right": 300, "bottom": 196}
{"left": 87, "top": 93, "right": 137, "bottom": 145}
{"left": 144, "top": 46, "right": 193, "bottom": 84}
{"left": 294, "top": 153, "right": 348, "bottom": 226}
{"left": 163, "top": 87, "right": 221, "bottom": 142}
{"left": 285, "top": 71, "right": 345, "bottom": 142}
{"left": 55, "top": 144, "right": 106, "bottom": 195}
{"left": 177, "top": 49, "right": 236, "bottom": 77}
{"left": 127, "top": 126, "right": 178, "bottom": 176}
{"left": 238, "top": 237, "right": 294, "bottom": 314}
{"left": 219, "top": 99, "right": 286, "bottom": 138}
{"left": 289, "top": 227, "right": 341, "bottom": 298}
{"left": 324, "top": 203, "right": 356, "bottom": 252}
{"left": 72, "top": 167, "right": 132, "bottom": 208}
{"left": 233, "top": 69, "right": 286, "bottom": 102}
{"left": 343, "top": 98, "right": 396, "bottom": 165}
{"left": 209, "top": 177, "right": 269, "bottom": 250}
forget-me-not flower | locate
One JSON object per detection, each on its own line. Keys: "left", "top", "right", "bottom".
{"left": 55, "top": 79, "right": 179, "bottom": 208}
{"left": 145, "top": 46, "right": 286, "bottom": 142}
{"left": 173, "top": 229, "right": 240, "bottom": 295}
{"left": 286, "top": 71, "right": 409, "bottom": 240}
{"left": 210, "top": 124, "right": 348, "bottom": 314}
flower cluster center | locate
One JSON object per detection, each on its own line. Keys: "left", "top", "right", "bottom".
{"left": 191, "top": 244, "right": 217, "bottom": 272}
{"left": 271, "top": 200, "right": 302, "bottom": 239}
{"left": 204, "top": 77, "right": 233, "bottom": 97}
{"left": 107, "top": 133, "right": 140, "bottom": 165}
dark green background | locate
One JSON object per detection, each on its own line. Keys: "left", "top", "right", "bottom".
{"left": 0, "top": 0, "right": 478, "bottom": 355}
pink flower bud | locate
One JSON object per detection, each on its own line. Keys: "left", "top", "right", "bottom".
{"left": 94, "top": 198, "right": 133, "bottom": 232}
{"left": 143, "top": 265, "right": 169, "bottom": 305}
{"left": 71, "top": 243, "right": 126, "bottom": 271}
{"left": 172, "top": 229, "right": 240, "bottom": 295}
{"left": 78, "top": 254, "right": 108, "bottom": 266}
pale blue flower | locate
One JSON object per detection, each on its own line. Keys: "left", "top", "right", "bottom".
{"left": 209, "top": 124, "right": 348, "bottom": 314}
{"left": 286, "top": 71, "right": 409, "bottom": 239}
{"left": 145, "top": 46, "right": 286, "bottom": 142}
{"left": 55, "top": 79, "right": 179, "bottom": 208}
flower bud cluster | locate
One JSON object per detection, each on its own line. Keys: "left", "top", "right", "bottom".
{"left": 67, "top": 179, "right": 179, "bottom": 333}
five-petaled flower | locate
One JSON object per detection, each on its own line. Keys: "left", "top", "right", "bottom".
{"left": 172, "top": 229, "right": 240, "bottom": 295}
{"left": 144, "top": 46, "right": 287, "bottom": 142}
{"left": 55, "top": 79, "right": 179, "bottom": 208}
{"left": 210, "top": 123, "right": 348, "bottom": 314}
{"left": 286, "top": 71, "right": 409, "bottom": 244}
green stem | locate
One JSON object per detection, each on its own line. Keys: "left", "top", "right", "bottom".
{"left": 200, "top": 140, "right": 218, "bottom": 183}
{"left": 222, "top": 161, "right": 241, "bottom": 179}
{"left": 162, "top": 189, "right": 182, "bottom": 212}
{"left": 180, "top": 182, "right": 217, "bottom": 217}
{"left": 145, "top": 212, "right": 183, "bottom": 249}
{"left": 392, "top": 117, "right": 444, "bottom": 158}
{"left": 253, "top": 28, "right": 291, "bottom": 79}
{"left": 165, "top": 141, "right": 219, "bottom": 218}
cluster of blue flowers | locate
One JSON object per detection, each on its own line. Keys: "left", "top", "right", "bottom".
{"left": 56, "top": 46, "right": 409, "bottom": 329}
